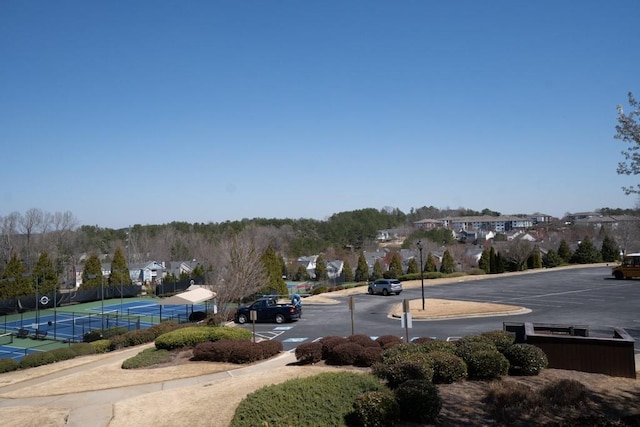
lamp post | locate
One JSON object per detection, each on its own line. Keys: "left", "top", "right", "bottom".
{"left": 23, "top": 273, "right": 39, "bottom": 328}
{"left": 417, "top": 240, "right": 425, "bottom": 311}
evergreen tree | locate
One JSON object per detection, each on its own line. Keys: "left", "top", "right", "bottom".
{"left": 439, "top": 250, "right": 456, "bottom": 274}
{"left": 261, "top": 245, "right": 288, "bottom": 295}
{"left": 81, "top": 254, "right": 103, "bottom": 290}
{"left": 570, "top": 237, "right": 602, "bottom": 264}
{"left": 192, "top": 264, "right": 206, "bottom": 279}
{"left": 478, "top": 248, "right": 490, "bottom": 273}
{"left": 425, "top": 252, "right": 437, "bottom": 273}
{"left": 355, "top": 252, "right": 369, "bottom": 282}
{"left": 342, "top": 260, "right": 354, "bottom": 282}
{"left": 294, "top": 265, "right": 310, "bottom": 281}
{"left": 496, "top": 251, "right": 505, "bottom": 273}
{"left": 314, "top": 255, "right": 327, "bottom": 282}
{"left": 544, "top": 249, "right": 562, "bottom": 268}
{"left": 558, "top": 240, "right": 572, "bottom": 263}
{"left": 600, "top": 235, "right": 620, "bottom": 262}
{"left": 406, "top": 258, "right": 419, "bottom": 275}
{"left": 0, "top": 254, "right": 29, "bottom": 299}
{"left": 529, "top": 245, "right": 543, "bottom": 269}
{"left": 371, "top": 260, "right": 383, "bottom": 280}
{"left": 489, "top": 247, "right": 497, "bottom": 274}
{"left": 109, "top": 247, "right": 130, "bottom": 288}
{"left": 388, "top": 252, "right": 403, "bottom": 278}
{"left": 33, "top": 251, "right": 58, "bottom": 296}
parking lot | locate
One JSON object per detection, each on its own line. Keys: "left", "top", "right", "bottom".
{"left": 235, "top": 266, "right": 640, "bottom": 352}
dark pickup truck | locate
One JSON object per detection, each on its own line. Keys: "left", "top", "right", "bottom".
{"left": 234, "top": 296, "right": 302, "bottom": 324}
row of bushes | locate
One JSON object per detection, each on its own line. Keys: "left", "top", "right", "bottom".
{"left": 0, "top": 342, "right": 97, "bottom": 372}
{"left": 192, "top": 339, "right": 282, "bottom": 364}
{"left": 295, "top": 331, "right": 548, "bottom": 381}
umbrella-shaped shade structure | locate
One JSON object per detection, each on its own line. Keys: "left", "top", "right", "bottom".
{"left": 156, "top": 286, "right": 216, "bottom": 305}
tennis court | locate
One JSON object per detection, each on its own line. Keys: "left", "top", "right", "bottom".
{"left": 0, "top": 297, "right": 210, "bottom": 360}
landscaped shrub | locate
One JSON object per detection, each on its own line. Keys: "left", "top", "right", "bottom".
{"left": 0, "top": 358, "right": 18, "bottom": 373}
{"left": 485, "top": 381, "right": 540, "bottom": 423}
{"left": 146, "top": 320, "right": 183, "bottom": 338}
{"left": 380, "top": 343, "right": 429, "bottom": 365}
{"left": 454, "top": 335, "right": 497, "bottom": 362}
{"left": 394, "top": 379, "right": 442, "bottom": 424}
{"left": 49, "top": 347, "right": 77, "bottom": 362}
{"left": 102, "top": 326, "right": 128, "bottom": 339}
{"left": 539, "top": 379, "right": 590, "bottom": 407}
{"left": 108, "top": 334, "right": 129, "bottom": 351}
{"left": 374, "top": 335, "right": 402, "bottom": 349}
{"left": 411, "top": 336, "right": 434, "bottom": 344}
{"left": 504, "top": 343, "right": 548, "bottom": 376}
{"left": 372, "top": 359, "right": 434, "bottom": 389}
{"left": 230, "top": 372, "right": 386, "bottom": 427}
{"left": 154, "top": 326, "right": 251, "bottom": 350}
{"left": 466, "top": 350, "right": 510, "bottom": 380}
{"left": 429, "top": 351, "right": 467, "bottom": 383}
{"left": 90, "top": 339, "right": 111, "bottom": 353}
{"left": 354, "top": 346, "right": 382, "bottom": 367}
{"left": 123, "top": 329, "right": 157, "bottom": 347}
{"left": 417, "top": 339, "right": 457, "bottom": 355}
{"left": 348, "top": 334, "right": 378, "bottom": 348}
{"left": 326, "top": 342, "right": 364, "bottom": 366}
{"left": 257, "top": 339, "right": 283, "bottom": 358}
{"left": 294, "top": 342, "right": 322, "bottom": 364}
{"left": 122, "top": 348, "right": 172, "bottom": 369}
{"left": 481, "top": 330, "right": 516, "bottom": 353}
{"left": 69, "top": 342, "right": 96, "bottom": 356}
{"left": 319, "top": 336, "right": 348, "bottom": 360}
{"left": 192, "top": 340, "right": 264, "bottom": 364}
{"left": 19, "top": 351, "right": 56, "bottom": 369}
{"left": 311, "top": 286, "right": 328, "bottom": 295}
{"left": 348, "top": 390, "right": 399, "bottom": 427}
{"left": 83, "top": 330, "right": 103, "bottom": 343}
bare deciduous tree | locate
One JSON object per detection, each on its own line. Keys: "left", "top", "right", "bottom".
{"left": 207, "top": 231, "right": 268, "bottom": 319}
{"left": 0, "top": 212, "right": 20, "bottom": 268}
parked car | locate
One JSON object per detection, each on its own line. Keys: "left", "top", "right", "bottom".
{"left": 234, "top": 296, "right": 302, "bottom": 324}
{"left": 367, "top": 279, "right": 403, "bottom": 296}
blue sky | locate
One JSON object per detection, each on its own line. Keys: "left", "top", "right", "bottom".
{"left": 1, "top": 1, "right": 639, "bottom": 229}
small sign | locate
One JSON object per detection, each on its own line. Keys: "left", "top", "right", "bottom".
{"left": 39, "top": 296, "right": 49, "bottom": 305}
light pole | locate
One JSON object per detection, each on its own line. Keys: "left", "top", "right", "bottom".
{"left": 417, "top": 240, "right": 425, "bottom": 310}
{"left": 87, "top": 273, "right": 105, "bottom": 332}
{"left": 23, "top": 273, "right": 39, "bottom": 328}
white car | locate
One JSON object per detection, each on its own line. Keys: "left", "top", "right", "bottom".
{"left": 367, "top": 279, "right": 403, "bottom": 296}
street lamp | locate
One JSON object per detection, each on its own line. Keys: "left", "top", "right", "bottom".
{"left": 417, "top": 240, "right": 425, "bottom": 310}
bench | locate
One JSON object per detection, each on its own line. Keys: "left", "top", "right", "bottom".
{"left": 33, "top": 330, "right": 48, "bottom": 340}
{"left": 16, "top": 328, "right": 29, "bottom": 339}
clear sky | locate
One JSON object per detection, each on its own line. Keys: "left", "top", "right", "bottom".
{"left": 1, "top": 1, "right": 639, "bottom": 229}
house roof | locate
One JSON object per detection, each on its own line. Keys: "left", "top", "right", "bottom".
{"left": 157, "top": 286, "right": 216, "bottom": 305}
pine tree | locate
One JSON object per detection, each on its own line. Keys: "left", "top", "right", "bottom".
{"left": 558, "top": 240, "right": 572, "bottom": 263}
{"left": 261, "top": 245, "right": 287, "bottom": 294}
{"left": 530, "top": 245, "right": 543, "bottom": 269}
{"left": 342, "top": 260, "right": 354, "bottom": 282}
{"left": 600, "top": 235, "right": 620, "bottom": 262}
{"left": 478, "top": 248, "right": 490, "bottom": 273}
{"left": 571, "top": 237, "right": 602, "bottom": 264}
{"left": 81, "top": 254, "right": 103, "bottom": 290}
{"left": 496, "top": 252, "right": 505, "bottom": 273}
{"left": 295, "top": 265, "right": 309, "bottom": 281}
{"left": 109, "top": 247, "right": 130, "bottom": 288}
{"left": 406, "top": 258, "right": 419, "bottom": 275}
{"left": 33, "top": 251, "right": 58, "bottom": 296}
{"left": 388, "top": 253, "right": 403, "bottom": 278}
{"left": 314, "top": 255, "right": 327, "bottom": 282}
{"left": 372, "top": 260, "right": 383, "bottom": 280}
{"left": 0, "top": 254, "right": 29, "bottom": 299}
{"left": 425, "top": 252, "right": 437, "bottom": 273}
{"left": 489, "top": 247, "right": 497, "bottom": 274}
{"left": 355, "top": 252, "right": 369, "bottom": 282}
{"left": 439, "top": 250, "right": 456, "bottom": 274}
{"left": 544, "top": 249, "right": 562, "bottom": 268}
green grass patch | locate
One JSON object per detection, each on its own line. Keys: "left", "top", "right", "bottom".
{"left": 231, "top": 372, "right": 387, "bottom": 427}
{"left": 122, "top": 347, "right": 172, "bottom": 369}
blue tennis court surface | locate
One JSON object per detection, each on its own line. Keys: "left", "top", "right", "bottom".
{"left": 1, "top": 298, "right": 208, "bottom": 345}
